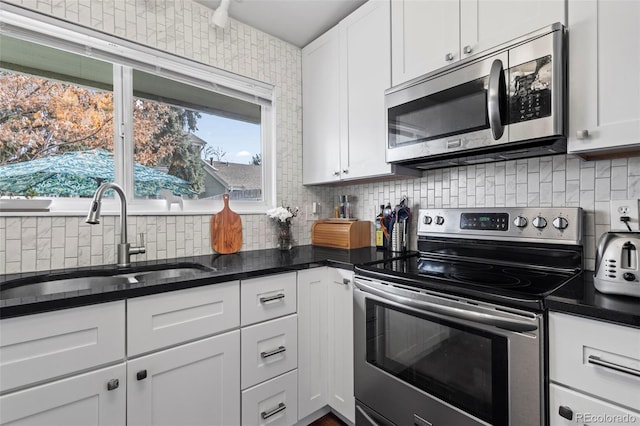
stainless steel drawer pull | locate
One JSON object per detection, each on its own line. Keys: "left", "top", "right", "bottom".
{"left": 261, "top": 402, "right": 286, "bottom": 419}
{"left": 342, "top": 278, "right": 351, "bottom": 285}
{"left": 261, "top": 345, "right": 286, "bottom": 358}
{"left": 259, "top": 293, "right": 285, "bottom": 303}
{"left": 107, "top": 379, "right": 119, "bottom": 391}
{"left": 587, "top": 355, "right": 640, "bottom": 378}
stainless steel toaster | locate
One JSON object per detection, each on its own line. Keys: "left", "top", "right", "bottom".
{"left": 594, "top": 232, "right": 640, "bottom": 298}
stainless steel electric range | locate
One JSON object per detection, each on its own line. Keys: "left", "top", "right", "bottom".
{"left": 353, "top": 207, "right": 584, "bottom": 426}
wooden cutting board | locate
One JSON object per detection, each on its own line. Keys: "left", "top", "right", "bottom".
{"left": 210, "top": 193, "right": 242, "bottom": 254}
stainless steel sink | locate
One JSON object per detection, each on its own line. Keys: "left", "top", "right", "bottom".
{"left": 133, "top": 267, "right": 212, "bottom": 282}
{"left": 0, "top": 276, "right": 133, "bottom": 300}
{"left": 0, "top": 264, "right": 217, "bottom": 300}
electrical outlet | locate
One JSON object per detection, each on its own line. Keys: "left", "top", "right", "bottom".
{"left": 609, "top": 199, "right": 640, "bottom": 231}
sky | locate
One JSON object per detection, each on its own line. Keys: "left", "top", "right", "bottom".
{"left": 193, "top": 113, "right": 261, "bottom": 164}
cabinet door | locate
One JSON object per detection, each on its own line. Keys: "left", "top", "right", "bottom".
{"left": 567, "top": 0, "right": 640, "bottom": 155}
{"left": 549, "top": 384, "right": 640, "bottom": 426}
{"left": 391, "top": 0, "right": 460, "bottom": 85}
{"left": 296, "top": 268, "right": 329, "bottom": 420}
{"left": 326, "top": 268, "right": 355, "bottom": 423}
{"left": 127, "top": 330, "right": 240, "bottom": 426}
{"left": 340, "top": 0, "right": 395, "bottom": 180}
{"left": 460, "top": 0, "right": 565, "bottom": 59}
{"left": 0, "top": 364, "right": 126, "bottom": 426}
{"left": 302, "top": 28, "right": 342, "bottom": 185}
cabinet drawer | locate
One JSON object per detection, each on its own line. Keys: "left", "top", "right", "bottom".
{"left": 0, "top": 301, "right": 125, "bottom": 393}
{"left": 241, "top": 314, "right": 297, "bottom": 389}
{"left": 128, "top": 281, "right": 239, "bottom": 356}
{"left": 549, "top": 383, "right": 640, "bottom": 425}
{"left": 241, "top": 273, "right": 296, "bottom": 326}
{"left": 242, "top": 369, "right": 298, "bottom": 426}
{"left": 549, "top": 312, "right": 640, "bottom": 411}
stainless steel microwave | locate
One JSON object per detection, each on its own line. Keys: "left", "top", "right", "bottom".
{"left": 385, "top": 23, "right": 566, "bottom": 170}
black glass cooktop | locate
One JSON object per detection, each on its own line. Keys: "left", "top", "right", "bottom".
{"left": 356, "top": 253, "right": 580, "bottom": 310}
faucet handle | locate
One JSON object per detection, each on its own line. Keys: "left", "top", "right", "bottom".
{"left": 130, "top": 232, "right": 146, "bottom": 255}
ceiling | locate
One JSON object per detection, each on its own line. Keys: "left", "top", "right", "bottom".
{"left": 194, "top": 0, "right": 368, "bottom": 48}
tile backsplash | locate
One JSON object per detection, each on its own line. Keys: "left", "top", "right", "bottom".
{"left": 1, "top": 0, "right": 639, "bottom": 275}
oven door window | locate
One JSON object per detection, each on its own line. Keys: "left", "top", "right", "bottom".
{"left": 387, "top": 77, "right": 489, "bottom": 148}
{"left": 366, "top": 300, "right": 508, "bottom": 425}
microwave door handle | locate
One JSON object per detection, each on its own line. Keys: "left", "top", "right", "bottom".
{"left": 488, "top": 59, "right": 506, "bottom": 140}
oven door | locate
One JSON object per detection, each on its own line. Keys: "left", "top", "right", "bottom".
{"left": 354, "top": 277, "right": 543, "bottom": 426}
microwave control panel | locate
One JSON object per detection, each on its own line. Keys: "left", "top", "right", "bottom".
{"left": 509, "top": 55, "right": 552, "bottom": 124}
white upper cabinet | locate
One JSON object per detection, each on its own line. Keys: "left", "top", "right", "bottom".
{"left": 303, "top": 0, "right": 420, "bottom": 185}
{"left": 391, "top": 0, "right": 460, "bottom": 85}
{"left": 302, "top": 29, "right": 342, "bottom": 185}
{"left": 567, "top": 0, "right": 640, "bottom": 156}
{"left": 391, "top": 0, "right": 565, "bottom": 86}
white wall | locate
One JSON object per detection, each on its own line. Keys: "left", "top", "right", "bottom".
{"left": 326, "top": 155, "right": 640, "bottom": 271}
{"left": 0, "top": 0, "right": 638, "bottom": 274}
{"left": 0, "top": 0, "right": 333, "bottom": 274}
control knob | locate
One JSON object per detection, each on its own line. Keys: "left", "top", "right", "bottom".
{"left": 532, "top": 216, "right": 547, "bottom": 229}
{"left": 423, "top": 216, "right": 433, "bottom": 225}
{"left": 623, "top": 272, "right": 636, "bottom": 282}
{"left": 513, "top": 216, "right": 528, "bottom": 228}
{"left": 552, "top": 217, "right": 569, "bottom": 230}
{"left": 435, "top": 216, "right": 445, "bottom": 225}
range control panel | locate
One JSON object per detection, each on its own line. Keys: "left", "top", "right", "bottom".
{"left": 418, "top": 207, "right": 583, "bottom": 245}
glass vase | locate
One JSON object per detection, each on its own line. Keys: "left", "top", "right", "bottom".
{"left": 277, "top": 221, "right": 293, "bottom": 251}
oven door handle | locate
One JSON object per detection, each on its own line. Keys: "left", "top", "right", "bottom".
{"left": 356, "top": 281, "right": 538, "bottom": 333}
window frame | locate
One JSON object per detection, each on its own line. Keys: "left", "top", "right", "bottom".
{"left": 0, "top": 4, "right": 276, "bottom": 216}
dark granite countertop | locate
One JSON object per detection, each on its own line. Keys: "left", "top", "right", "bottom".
{"left": 546, "top": 272, "right": 640, "bottom": 329}
{"left": 0, "top": 245, "right": 390, "bottom": 319}
{"left": 3, "top": 245, "right": 639, "bottom": 328}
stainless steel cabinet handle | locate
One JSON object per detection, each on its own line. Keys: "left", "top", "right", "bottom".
{"left": 576, "top": 129, "right": 589, "bottom": 140}
{"left": 261, "top": 402, "right": 286, "bottom": 419}
{"left": 342, "top": 278, "right": 351, "bottom": 285}
{"left": 463, "top": 45, "right": 473, "bottom": 54}
{"left": 588, "top": 355, "right": 640, "bottom": 378}
{"left": 260, "top": 293, "right": 285, "bottom": 303}
{"left": 261, "top": 345, "right": 286, "bottom": 358}
{"left": 342, "top": 169, "right": 349, "bottom": 174}
{"left": 136, "top": 370, "right": 147, "bottom": 381}
{"left": 107, "top": 379, "right": 119, "bottom": 391}
{"left": 445, "top": 52, "right": 454, "bottom": 61}
{"left": 487, "top": 59, "right": 506, "bottom": 140}
{"left": 333, "top": 171, "right": 340, "bottom": 176}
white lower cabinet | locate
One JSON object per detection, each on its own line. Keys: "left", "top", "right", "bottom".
{"left": 297, "top": 267, "right": 355, "bottom": 424}
{"left": 549, "top": 312, "right": 640, "bottom": 425}
{"left": 550, "top": 384, "right": 640, "bottom": 426}
{"left": 127, "top": 330, "right": 240, "bottom": 426}
{"left": 242, "top": 370, "right": 298, "bottom": 426}
{"left": 326, "top": 268, "right": 355, "bottom": 422}
{"left": 0, "top": 363, "right": 126, "bottom": 426}
{"left": 241, "top": 314, "right": 298, "bottom": 390}
{"left": 297, "top": 267, "right": 329, "bottom": 418}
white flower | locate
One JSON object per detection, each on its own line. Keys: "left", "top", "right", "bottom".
{"left": 266, "top": 206, "right": 297, "bottom": 223}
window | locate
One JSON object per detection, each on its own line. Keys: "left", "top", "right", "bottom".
{"left": 0, "top": 5, "right": 274, "bottom": 214}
